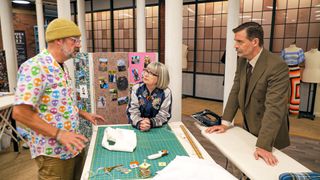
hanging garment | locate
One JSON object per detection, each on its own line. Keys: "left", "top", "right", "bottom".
{"left": 281, "top": 48, "right": 305, "bottom": 115}
{"left": 288, "top": 64, "right": 301, "bottom": 114}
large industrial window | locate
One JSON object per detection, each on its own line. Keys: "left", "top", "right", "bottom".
{"left": 145, "top": 6, "right": 159, "bottom": 52}
{"left": 183, "top": 1, "right": 227, "bottom": 75}
{"left": 240, "top": 0, "right": 273, "bottom": 50}
{"left": 91, "top": 11, "right": 112, "bottom": 52}
{"left": 183, "top": 3, "right": 196, "bottom": 72}
{"left": 272, "top": 0, "right": 320, "bottom": 53}
{"left": 85, "top": 13, "right": 93, "bottom": 52}
{"left": 113, "top": 9, "right": 135, "bottom": 52}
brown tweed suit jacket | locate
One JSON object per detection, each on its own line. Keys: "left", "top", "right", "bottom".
{"left": 222, "top": 49, "right": 290, "bottom": 151}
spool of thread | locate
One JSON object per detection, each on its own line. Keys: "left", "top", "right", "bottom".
{"left": 139, "top": 159, "right": 151, "bottom": 178}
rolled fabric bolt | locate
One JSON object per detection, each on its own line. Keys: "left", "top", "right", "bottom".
{"left": 147, "top": 150, "right": 168, "bottom": 160}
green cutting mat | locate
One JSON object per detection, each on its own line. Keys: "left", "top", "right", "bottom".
{"left": 89, "top": 125, "right": 189, "bottom": 179}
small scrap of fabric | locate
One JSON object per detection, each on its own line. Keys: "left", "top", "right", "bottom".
{"left": 279, "top": 172, "right": 320, "bottom": 180}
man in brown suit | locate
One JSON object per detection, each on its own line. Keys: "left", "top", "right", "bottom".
{"left": 206, "top": 22, "right": 290, "bottom": 166}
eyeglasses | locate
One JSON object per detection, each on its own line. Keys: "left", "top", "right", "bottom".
{"left": 143, "top": 68, "right": 158, "bottom": 77}
{"left": 69, "top": 37, "right": 81, "bottom": 45}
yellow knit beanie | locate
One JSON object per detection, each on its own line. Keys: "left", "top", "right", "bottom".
{"left": 45, "top": 18, "right": 81, "bottom": 42}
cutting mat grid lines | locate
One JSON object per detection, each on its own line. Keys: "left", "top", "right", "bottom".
{"left": 89, "top": 125, "right": 189, "bottom": 180}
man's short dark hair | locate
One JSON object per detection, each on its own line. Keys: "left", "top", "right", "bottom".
{"left": 233, "top": 22, "right": 264, "bottom": 47}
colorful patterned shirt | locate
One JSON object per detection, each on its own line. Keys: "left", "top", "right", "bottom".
{"left": 127, "top": 83, "right": 172, "bottom": 129}
{"left": 14, "top": 49, "right": 80, "bottom": 160}
{"left": 281, "top": 48, "right": 305, "bottom": 65}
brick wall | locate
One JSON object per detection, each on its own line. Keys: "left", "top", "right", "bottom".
{"left": 0, "top": 9, "right": 37, "bottom": 59}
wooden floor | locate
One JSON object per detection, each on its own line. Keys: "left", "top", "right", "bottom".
{"left": 0, "top": 97, "right": 319, "bottom": 179}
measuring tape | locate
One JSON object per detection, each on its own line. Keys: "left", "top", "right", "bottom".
{"left": 180, "top": 125, "right": 203, "bottom": 159}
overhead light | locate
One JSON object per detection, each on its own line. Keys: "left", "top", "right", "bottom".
{"left": 12, "top": 0, "right": 30, "bottom": 4}
{"left": 252, "top": 18, "right": 265, "bottom": 21}
{"left": 240, "top": 15, "right": 251, "bottom": 18}
{"left": 120, "top": 14, "right": 133, "bottom": 18}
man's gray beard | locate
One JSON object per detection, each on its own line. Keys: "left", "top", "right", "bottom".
{"left": 61, "top": 45, "right": 73, "bottom": 59}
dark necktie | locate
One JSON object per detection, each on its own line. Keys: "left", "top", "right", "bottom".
{"left": 244, "top": 62, "right": 253, "bottom": 131}
{"left": 245, "top": 62, "right": 252, "bottom": 96}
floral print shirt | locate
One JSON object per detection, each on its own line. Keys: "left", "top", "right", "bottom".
{"left": 14, "top": 49, "right": 80, "bottom": 160}
{"left": 126, "top": 83, "right": 172, "bottom": 129}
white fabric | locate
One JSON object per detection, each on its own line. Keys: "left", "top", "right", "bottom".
{"left": 198, "top": 125, "right": 311, "bottom": 180}
{"left": 153, "top": 156, "right": 237, "bottom": 180}
{"left": 101, "top": 127, "right": 137, "bottom": 152}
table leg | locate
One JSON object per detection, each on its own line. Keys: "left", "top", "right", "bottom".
{"left": 10, "top": 115, "right": 19, "bottom": 152}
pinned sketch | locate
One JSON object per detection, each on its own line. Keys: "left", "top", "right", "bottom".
{"left": 79, "top": 84, "right": 89, "bottom": 98}
{"left": 99, "top": 58, "right": 108, "bottom": 71}
{"left": 97, "top": 96, "right": 107, "bottom": 108}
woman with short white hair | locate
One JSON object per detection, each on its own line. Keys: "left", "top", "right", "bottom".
{"left": 127, "top": 62, "right": 172, "bottom": 131}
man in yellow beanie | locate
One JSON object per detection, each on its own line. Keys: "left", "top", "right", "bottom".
{"left": 13, "top": 18, "right": 106, "bottom": 180}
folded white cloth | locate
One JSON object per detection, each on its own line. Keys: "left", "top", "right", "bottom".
{"left": 153, "top": 156, "right": 237, "bottom": 180}
{"left": 101, "top": 127, "right": 137, "bottom": 152}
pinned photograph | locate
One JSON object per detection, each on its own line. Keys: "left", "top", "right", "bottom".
{"left": 76, "top": 91, "right": 81, "bottom": 101}
{"left": 78, "top": 102, "right": 84, "bottom": 110}
{"left": 144, "top": 56, "right": 151, "bottom": 68}
{"left": 79, "top": 84, "right": 88, "bottom": 98}
{"left": 132, "top": 68, "right": 140, "bottom": 81}
{"left": 118, "top": 96, "right": 128, "bottom": 105}
{"left": 99, "top": 58, "right": 108, "bottom": 71}
{"left": 117, "top": 76, "right": 128, "bottom": 91}
{"left": 109, "top": 88, "right": 117, "bottom": 94}
{"left": 117, "top": 59, "right": 126, "bottom": 71}
{"left": 110, "top": 89, "right": 118, "bottom": 101}
{"left": 75, "top": 56, "right": 86, "bottom": 71}
{"left": 97, "top": 96, "right": 107, "bottom": 108}
{"left": 77, "top": 70, "right": 85, "bottom": 82}
{"left": 99, "top": 78, "right": 109, "bottom": 89}
{"left": 131, "top": 55, "right": 140, "bottom": 64}
{"left": 108, "top": 70, "right": 117, "bottom": 83}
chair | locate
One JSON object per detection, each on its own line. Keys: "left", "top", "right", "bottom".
{"left": 0, "top": 98, "right": 28, "bottom": 150}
